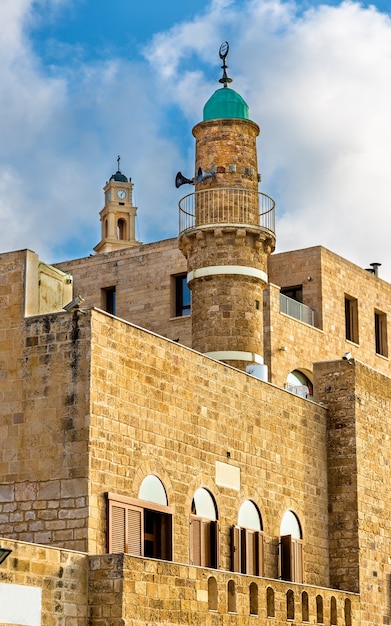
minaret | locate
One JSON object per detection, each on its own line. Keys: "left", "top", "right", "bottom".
{"left": 94, "top": 156, "right": 140, "bottom": 254}
{"left": 178, "top": 43, "right": 276, "bottom": 374}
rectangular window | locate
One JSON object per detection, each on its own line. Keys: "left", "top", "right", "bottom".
{"left": 281, "top": 285, "right": 303, "bottom": 303}
{"left": 102, "top": 286, "right": 116, "bottom": 315}
{"left": 375, "top": 310, "right": 388, "bottom": 357}
{"left": 174, "top": 274, "right": 191, "bottom": 317}
{"left": 107, "top": 493, "right": 173, "bottom": 561}
{"left": 231, "top": 526, "right": 265, "bottom": 576}
{"left": 345, "top": 295, "right": 359, "bottom": 344}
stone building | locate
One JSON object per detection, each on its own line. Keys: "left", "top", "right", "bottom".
{"left": 1, "top": 47, "right": 391, "bottom": 626}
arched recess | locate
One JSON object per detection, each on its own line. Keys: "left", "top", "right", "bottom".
{"left": 266, "top": 586, "right": 275, "bottom": 618}
{"left": 227, "top": 580, "right": 237, "bottom": 613}
{"left": 286, "top": 589, "right": 295, "bottom": 620}
{"left": 208, "top": 576, "right": 218, "bottom": 611}
{"left": 330, "top": 596, "right": 337, "bottom": 625}
{"left": 231, "top": 500, "right": 264, "bottom": 576}
{"left": 280, "top": 510, "right": 304, "bottom": 583}
{"left": 190, "top": 488, "right": 219, "bottom": 568}
{"left": 107, "top": 474, "right": 173, "bottom": 561}
{"left": 117, "top": 218, "right": 126, "bottom": 240}
{"left": 249, "top": 582, "right": 258, "bottom": 615}
{"left": 286, "top": 369, "right": 313, "bottom": 399}
{"left": 302, "top": 590, "right": 309, "bottom": 622}
{"left": 344, "top": 598, "right": 352, "bottom": 626}
{"left": 316, "top": 595, "right": 324, "bottom": 624}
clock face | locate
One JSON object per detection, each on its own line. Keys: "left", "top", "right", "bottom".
{"left": 117, "top": 189, "right": 126, "bottom": 200}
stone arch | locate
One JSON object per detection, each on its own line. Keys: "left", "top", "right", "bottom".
{"left": 132, "top": 461, "right": 175, "bottom": 507}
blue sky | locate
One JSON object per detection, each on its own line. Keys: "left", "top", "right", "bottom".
{"left": 2, "top": 0, "right": 391, "bottom": 279}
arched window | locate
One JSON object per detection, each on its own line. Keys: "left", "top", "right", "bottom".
{"left": 104, "top": 218, "right": 108, "bottom": 238}
{"left": 280, "top": 510, "right": 304, "bottom": 583}
{"left": 287, "top": 589, "right": 295, "bottom": 620}
{"left": 139, "top": 475, "right": 168, "bottom": 505}
{"left": 107, "top": 475, "right": 173, "bottom": 561}
{"left": 227, "top": 580, "right": 237, "bottom": 613}
{"left": 117, "top": 218, "right": 126, "bottom": 240}
{"left": 302, "top": 591, "right": 309, "bottom": 622}
{"left": 344, "top": 598, "right": 352, "bottom": 626}
{"left": 249, "top": 582, "right": 258, "bottom": 615}
{"left": 316, "top": 595, "right": 323, "bottom": 624}
{"left": 231, "top": 500, "right": 264, "bottom": 576}
{"left": 286, "top": 370, "right": 313, "bottom": 399}
{"left": 330, "top": 596, "right": 337, "bottom": 625}
{"left": 208, "top": 576, "right": 218, "bottom": 611}
{"left": 190, "top": 488, "right": 219, "bottom": 568}
{"left": 267, "top": 586, "right": 275, "bottom": 618}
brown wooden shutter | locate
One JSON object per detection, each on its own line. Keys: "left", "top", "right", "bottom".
{"left": 109, "top": 502, "right": 126, "bottom": 553}
{"left": 190, "top": 516, "right": 202, "bottom": 565}
{"left": 280, "top": 534, "right": 292, "bottom": 581}
{"left": 127, "top": 505, "right": 143, "bottom": 556}
{"left": 231, "top": 526, "right": 240, "bottom": 572}
{"left": 245, "top": 529, "right": 257, "bottom": 575}
{"left": 292, "top": 538, "right": 304, "bottom": 583}
{"left": 257, "top": 531, "right": 265, "bottom": 577}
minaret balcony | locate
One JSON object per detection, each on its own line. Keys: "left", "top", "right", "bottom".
{"left": 178, "top": 187, "right": 275, "bottom": 236}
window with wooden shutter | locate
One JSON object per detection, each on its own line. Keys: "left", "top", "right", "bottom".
{"left": 107, "top": 492, "right": 173, "bottom": 561}
{"left": 280, "top": 535, "right": 304, "bottom": 583}
{"left": 190, "top": 516, "right": 219, "bottom": 568}
{"left": 232, "top": 527, "right": 264, "bottom": 576}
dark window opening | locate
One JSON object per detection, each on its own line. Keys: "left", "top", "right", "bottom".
{"left": 375, "top": 310, "right": 388, "bottom": 357}
{"left": 345, "top": 295, "right": 359, "bottom": 344}
{"left": 281, "top": 285, "right": 303, "bottom": 303}
{"left": 175, "top": 274, "right": 191, "bottom": 317}
{"left": 103, "top": 286, "right": 116, "bottom": 315}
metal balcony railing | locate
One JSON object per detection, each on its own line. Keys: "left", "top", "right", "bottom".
{"left": 178, "top": 188, "right": 275, "bottom": 235}
{"left": 280, "top": 293, "right": 316, "bottom": 327}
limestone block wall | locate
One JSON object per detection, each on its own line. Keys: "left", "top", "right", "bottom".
{"left": 55, "top": 238, "right": 191, "bottom": 347}
{"left": 314, "top": 359, "right": 391, "bottom": 626}
{"left": 88, "top": 309, "right": 330, "bottom": 586}
{"left": 0, "top": 305, "right": 90, "bottom": 551}
{"left": 89, "top": 553, "right": 359, "bottom": 626}
{"left": 267, "top": 246, "right": 391, "bottom": 387}
{"left": 0, "top": 537, "right": 88, "bottom": 625}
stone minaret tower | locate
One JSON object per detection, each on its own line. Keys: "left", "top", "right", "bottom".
{"left": 94, "top": 157, "right": 140, "bottom": 254}
{"left": 178, "top": 44, "right": 276, "bottom": 374}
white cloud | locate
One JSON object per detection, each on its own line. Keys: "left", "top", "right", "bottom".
{"left": 2, "top": 0, "right": 391, "bottom": 282}
{"left": 147, "top": 0, "right": 391, "bottom": 279}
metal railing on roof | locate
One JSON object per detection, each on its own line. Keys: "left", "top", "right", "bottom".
{"left": 280, "top": 293, "right": 316, "bottom": 327}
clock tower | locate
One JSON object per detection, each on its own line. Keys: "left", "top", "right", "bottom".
{"left": 94, "top": 157, "right": 140, "bottom": 254}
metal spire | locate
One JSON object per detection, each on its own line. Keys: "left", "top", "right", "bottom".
{"left": 218, "top": 41, "right": 233, "bottom": 88}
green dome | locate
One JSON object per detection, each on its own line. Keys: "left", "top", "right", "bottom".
{"left": 203, "top": 87, "right": 249, "bottom": 121}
